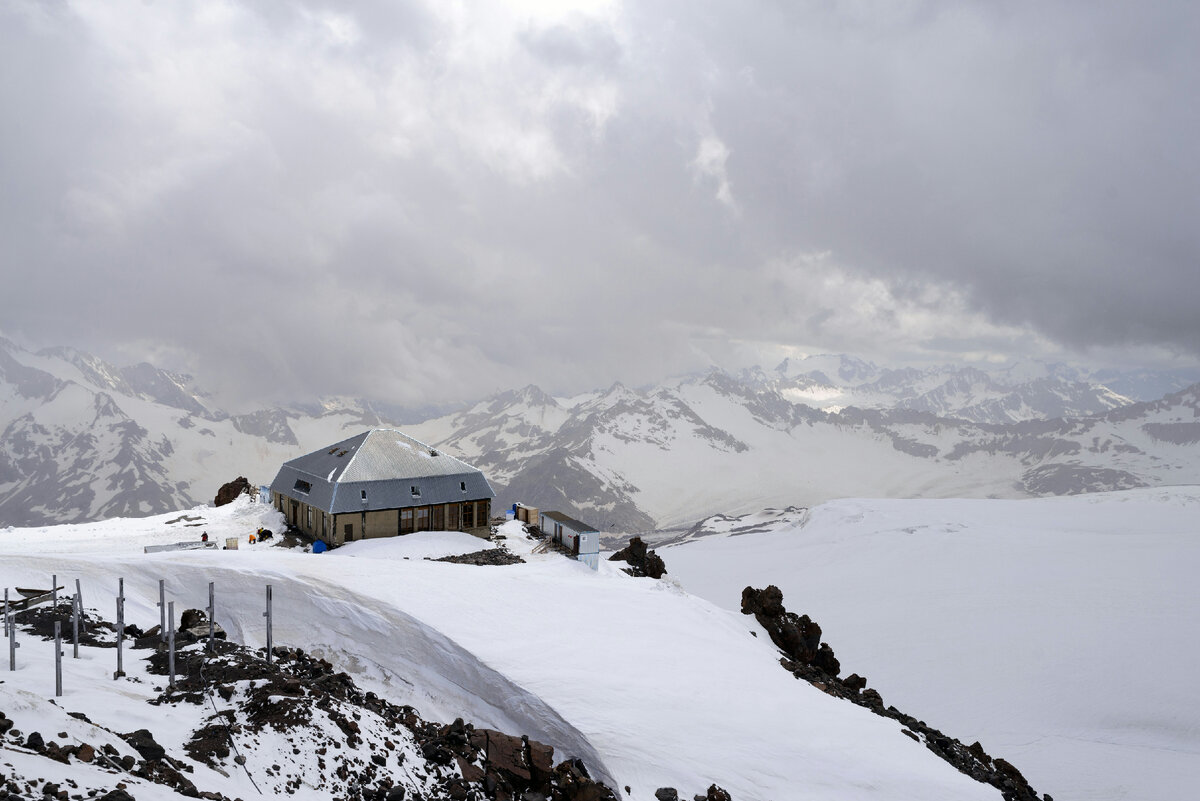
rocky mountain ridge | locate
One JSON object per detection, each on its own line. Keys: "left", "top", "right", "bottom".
{"left": 2, "top": 337, "right": 1199, "bottom": 530}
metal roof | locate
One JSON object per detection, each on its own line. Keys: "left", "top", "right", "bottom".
{"left": 541, "top": 510, "right": 597, "bottom": 533}
{"left": 269, "top": 429, "right": 494, "bottom": 515}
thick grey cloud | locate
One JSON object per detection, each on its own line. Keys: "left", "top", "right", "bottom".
{"left": 1, "top": 0, "right": 1197, "bottom": 407}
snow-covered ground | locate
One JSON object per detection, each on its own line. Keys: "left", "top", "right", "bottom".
{"left": 665, "top": 487, "right": 1200, "bottom": 801}
{"left": 0, "top": 497, "right": 1001, "bottom": 801}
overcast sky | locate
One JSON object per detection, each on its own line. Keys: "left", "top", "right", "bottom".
{"left": 2, "top": 0, "right": 1198, "bottom": 408}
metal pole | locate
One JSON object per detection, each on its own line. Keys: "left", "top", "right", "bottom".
{"left": 8, "top": 615, "right": 17, "bottom": 671}
{"left": 158, "top": 579, "right": 166, "bottom": 641}
{"left": 114, "top": 578, "right": 126, "bottom": 679}
{"left": 264, "top": 584, "right": 273, "bottom": 664}
{"left": 54, "top": 621, "right": 62, "bottom": 697}
{"left": 52, "top": 574, "right": 57, "bottom": 607}
{"left": 71, "top": 593, "right": 80, "bottom": 659}
{"left": 168, "top": 601, "right": 176, "bottom": 689}
{"left": 3, "top": 588, "right": 8, "bottom": 638}
{"left": 208, "top": 581, "right": 215, "bottom": 653}
{"left": 75, "top": 578, "right": 85, "bottom": 634}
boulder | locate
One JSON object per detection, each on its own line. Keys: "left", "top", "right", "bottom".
{"left": 841, "top": 674, "right": 867, "bottom": 692}
{"left": 214, "top": 476, "right": 254, "bottom": 507}
{"left": 123, "top": 728, "right": 166, "bottom": 761}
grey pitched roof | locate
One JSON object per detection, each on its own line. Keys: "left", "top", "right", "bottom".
{"left": 269, "top": 429, "right": 494, "bottom": 515}
{"left": 541, "top": 510, "right": 597, "bottom": 533}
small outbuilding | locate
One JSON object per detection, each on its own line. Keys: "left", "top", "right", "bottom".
{"left": 540, "top": 510, "right": 600, "bottom": 570}
{"left": 269, "top": 429, "right": 495, "bottom": 547}
{"left": 513, "top": 502, "right": 539, "bottom": 526}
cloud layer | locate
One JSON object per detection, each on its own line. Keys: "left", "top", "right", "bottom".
{"left": 2, "top": 1, "right": 1197, "bottom": 406}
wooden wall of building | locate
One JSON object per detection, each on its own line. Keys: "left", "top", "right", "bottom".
{"left": 274, "top": 492, "right": 491, "bottom": 548}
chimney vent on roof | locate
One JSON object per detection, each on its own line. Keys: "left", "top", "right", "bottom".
{"left": 430, "top": 449, "right": 438, "bottom": 456}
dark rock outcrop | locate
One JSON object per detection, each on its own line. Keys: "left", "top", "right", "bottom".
{"left": 743, "top": 583, "right": 1048, "bottom": 801}
{"left": 213, "top": 476, "right": 254, "bottom": 507}
{"left": 740, "top": 585, "right": 837, "bottom": 674}
{"left": 609, "top": 536, "right": 667, "bottom": 578}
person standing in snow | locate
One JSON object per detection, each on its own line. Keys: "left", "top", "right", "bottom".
{"left": 201, "top": 531, "right": 208, "bottom": 542}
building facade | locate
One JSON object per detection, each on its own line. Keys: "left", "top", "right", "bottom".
{"left": 269, "top": 429, "right": 495, "bottom": 547}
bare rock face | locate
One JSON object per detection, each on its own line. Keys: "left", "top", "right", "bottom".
{"left": 214, "top": 476, "right": 254, "bottom": 507}
{"left": 608, "top": 536, "right": 667, "bottom": 578}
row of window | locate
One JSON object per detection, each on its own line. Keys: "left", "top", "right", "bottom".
{"left": 297, "top": 480, "right": 473, "bottom": 502}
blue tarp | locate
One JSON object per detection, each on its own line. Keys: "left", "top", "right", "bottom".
{"left": 312, "top": 540, "right": 328, "bottom": 554}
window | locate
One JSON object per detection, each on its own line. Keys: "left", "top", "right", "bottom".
{"left": 460, "top": 481, "right": 467, "bottom": 492}
{"left": 411, "top": 485, "right": 421, "bottom": 497}
{"left": 400, "top": 508, "right": 414, "bottom": 534}
{"left": 447, "top": 503, "right": 460, "bottom": 530}
{"left": 307, "top": 508, "right": 313, "bottom": 529}
{"left": 415, "top": 506, "right": 430, "bottom": 531}
{"left": 432, "top": 504, "right": 444, "bottom": 530}
{"left": 462, "top": 502, "right": 475, "bottom": 529}
{"left": 293, "top": 479, "right": 311, "bottom": 494}
{"left": 360, "top": 489, "right": 367, "bottom": 501}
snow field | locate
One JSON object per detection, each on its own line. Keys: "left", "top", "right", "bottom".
{"left": 1, "top": 503, "right": 1001, "bottom": 801}
{"left": 665, "top": 487, "right": 1200, "bottom": 801}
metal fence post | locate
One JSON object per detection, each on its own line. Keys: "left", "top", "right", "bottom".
{"left": 208, "top": 581, "right": 215, "bottom": 653}
{"left": 168, "top": 601, "right": 176, "bottom": 689}
{"left": 7, "top": 615, "right": 17, "bottom": 671}
{"left": 75, "top": 578, "right": 85, "bottom": 634}
{"left": 158, "top": 579, "right": 166, "bottom": 641}
{"left": 3, "top": 588, "right": 8, "bottom": 638}
{"left": 71, "top": 593, "right": 80, "bottom": 659}
{"left": 114, "top": 578, "right": 126, "bottom": 679}
{"left": 54, "top": 621, "right": 62, "bottom": 697}
{"left": 264, "top": 584, "right": 273, "bottom": 664}
{"left": 52, "top": 574, "right": 57, "bottom": 607}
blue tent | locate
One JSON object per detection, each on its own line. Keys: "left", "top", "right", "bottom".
{"left": 312, "top": 540, "right": 328, "bottom": 554}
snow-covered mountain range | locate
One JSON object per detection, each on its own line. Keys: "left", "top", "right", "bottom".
{"left": 3, "top": 337, "right": 1199, "bottom": 531}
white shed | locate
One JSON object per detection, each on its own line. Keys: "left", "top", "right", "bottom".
{"left": 540, "top": 510, "right": 600, "bottom": 570}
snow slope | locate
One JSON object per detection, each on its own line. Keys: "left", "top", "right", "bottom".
{"left": 665, "top": 487, "right": 1200, "bottom": 801}
{"left": 0, "top": 498, "right": 1000, "bottom": 801}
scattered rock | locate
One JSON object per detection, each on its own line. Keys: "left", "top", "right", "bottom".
{"left": 655, "top": 789, "right": 679, "bottom": 801}
{"left": 434, "top": 548, "right": 525, "bottom": 566}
